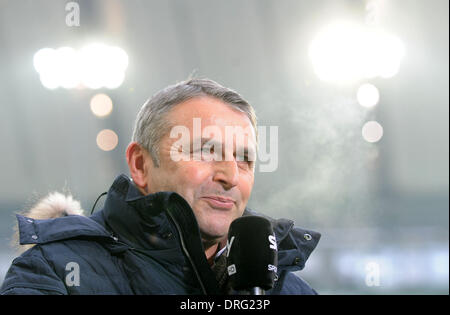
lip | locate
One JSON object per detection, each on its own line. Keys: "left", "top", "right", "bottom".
{"left": 201, "top": 196, "right": 235, "bottom": 210}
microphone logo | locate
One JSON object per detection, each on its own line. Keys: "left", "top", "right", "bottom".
{"left": 226, "top": 236, "right": 235, "bottom": 257}
{"left": 227, "top": 264, "right": 237, "bottom": 276}
{"left": 268, "top": 234, "right": 277, "bottom": 251}
{"left": 268, "top": 264, "right": 277, "bottom": 273}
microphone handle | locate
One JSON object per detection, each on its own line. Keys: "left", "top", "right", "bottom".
{"left": 250, "top": 287, "right": 265, "bottom": 295}
{"left": 234, "top": 287, "right": 266, "bottom": 295}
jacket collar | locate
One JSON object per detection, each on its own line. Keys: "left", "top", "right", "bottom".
{"left": 17, "top": 173, "right": 320, "bottom": 273}
{"left": 101, "top": 174, "right": 182, "bottom": 251}
{"left": 103, "top": 174, "right": 320, "bottom": 271}
{"left": 242, "top": 210, "right": 321, "bottom": 271}
{"left": 16, "top": 213, "right": 111, "bottom": 245}
{"left": 102, "top": 174, "right": 221, "bottom": 294}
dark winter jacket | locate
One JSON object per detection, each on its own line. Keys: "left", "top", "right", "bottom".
{"left": 1, "top": 174, "right": 320, "bottom": 295}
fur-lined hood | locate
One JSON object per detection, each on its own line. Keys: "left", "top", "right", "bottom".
{"left": 13, "top": 192, "right": 85, "bottom": 253}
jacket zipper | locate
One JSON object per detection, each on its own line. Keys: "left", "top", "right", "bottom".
{"left": 165, "top": 210, "right": 207, "bottom": 295}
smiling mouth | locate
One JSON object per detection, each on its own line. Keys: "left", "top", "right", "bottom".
{"left": 201, "top": 196, "right": 235, "bottom": 210}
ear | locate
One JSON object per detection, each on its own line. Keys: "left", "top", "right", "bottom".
{"left": 126, "top": 142, "right": 151, "bottom": 194}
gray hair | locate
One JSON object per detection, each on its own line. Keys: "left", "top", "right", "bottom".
{"left": 131, "top": 78, "right": 257, "bottom": 167}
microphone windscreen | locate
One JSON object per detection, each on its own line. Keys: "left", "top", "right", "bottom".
{"left": 226, "top": 216, "right": 278, "bottom": 291}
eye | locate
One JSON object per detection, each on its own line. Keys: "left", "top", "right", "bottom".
{"left": 202, "top": 145, "right": 214, "bottom": 154}
{"left": 236, "top": 154, "right": 254, "bottom": 169}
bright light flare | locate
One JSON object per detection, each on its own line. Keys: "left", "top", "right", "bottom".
{"left": 309, "top": 21, "right": 405, "bottom": 83}
{"left": 33, "top": 44, "right": 128, "bottom": 89}
{"left": 57, "top": 47, "right": 80, "bottom": 88}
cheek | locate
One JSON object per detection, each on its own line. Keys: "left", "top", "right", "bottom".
{"left": 180, "top": 162, "right": 211, "bottom": 182}
{"left": 238, "top": 174, "right": 254, "bottom": 202}
{"left": 175, "top": 162, "right": 212, "bottom": 196}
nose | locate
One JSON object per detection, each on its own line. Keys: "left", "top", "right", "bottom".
{"left": 213, "top": 160, "right": 239, "bottom": 190}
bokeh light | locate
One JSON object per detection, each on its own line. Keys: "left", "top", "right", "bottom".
{"left": 357, "top": 83, "right": 380, "bottom": 108}
{"left": 96, "top": 129, "right": 118, "bottom": 151}
{"left": 90, "top": 93, "right": 113, "bottom": 117}
{"left": 362, "top": 121, "right": 384, "bottom": 143}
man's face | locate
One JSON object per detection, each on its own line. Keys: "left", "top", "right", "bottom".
{"left": 145, "top": 97, "right": 256, "bottom": 244}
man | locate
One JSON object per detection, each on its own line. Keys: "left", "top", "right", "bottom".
{"left": 1, "top": 78, "right": 320, "bottom": 294}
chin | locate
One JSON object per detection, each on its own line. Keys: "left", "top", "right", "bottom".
{"left": 198, "top": 219, "right": 230, "bottom": 242}
{"left": 194, "top": 204, "right": 240, "bottom": 239}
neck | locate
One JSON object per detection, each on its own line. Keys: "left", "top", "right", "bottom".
{"left": 203, "top": 238, "right": 226, "bottom": 266}
{"left": 205, "top": 243, "right": 219, "bottom": 266}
